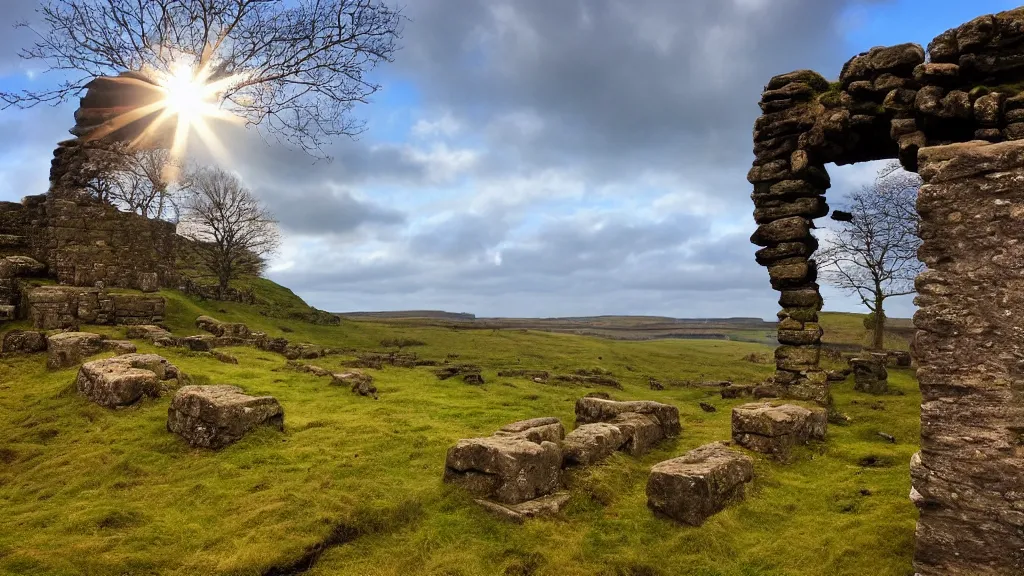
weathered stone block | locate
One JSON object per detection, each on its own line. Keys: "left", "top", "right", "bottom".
{"left": 443, "top": 435, "right": 561, "bottom": 504}
{"left": 76, "top": 353, "right": 176, "bottom": 407}
{"left": 647, "top": 442, "right": 754, "bottom": 526}
{"left": 750, "top": 216, "right": 812, "bottom": 247}
{"left": 609, "top": 412, "right": 665, "bottom": 456}
{"left": 774, "top": 344, "right": 821, "bottom": 372}
{"left": 851, "top": 355, "right": 889, "bottom": 394}
{"left": 46, "top": 331, "right": 105, "bottom": 369}
{"left": 563, "top": 423, "right": 626, "bottom": 466}
{"left": 167, "top": 385, "right": 284, "bottom": 449}
{"left": 1, "top": 330, "right": 47, "bottom": 353}
{"left": 474, "top": 492, "right": 571, "bottom": 524}
{"left": 731, "top": 402, "right": 827, "bottom": 461}
{"left": 495, "top": 417, "right": 565, "bottom": 444}
{"left": 574, "top": 397, "right": 681, "bottom": 438}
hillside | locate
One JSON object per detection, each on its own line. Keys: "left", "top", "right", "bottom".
{"left": 0, "top": 280, "right": 920, "bottom": 576}
{"left": 338, "top": 309, "right": 912, "bottom": 350}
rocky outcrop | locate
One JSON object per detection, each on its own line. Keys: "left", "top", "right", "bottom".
{"left": 443, "top": 434, "right": 562, "bottom": 504}
{"left": 909, "top": 140, "right": 1024, "bottom": 576}
{"left": 646, "top": 442, "right": 754, "bottom": 526}
{"left": 76, "top": 353, "right": 178, "bottom": 407}
{"left": 731, "top": 402, "right": 827, "bottom": 462}
{"left": 574, "top": 397, "right": 681, "bottom": 438}
{"left": 1, "top": 329, "right": 48, "bottom": 353}
{"left": 166, "top": 385, "right": 284, "bottom": 449}
{"left": 331, "top": 370, "right": 377, "bottom": 399}
{"left": 850, "top": 354, "right": 889, "bottom": 394}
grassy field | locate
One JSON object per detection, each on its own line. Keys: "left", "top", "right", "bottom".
{"left": 0, "top": 285, "right": 920, "bottom": 576}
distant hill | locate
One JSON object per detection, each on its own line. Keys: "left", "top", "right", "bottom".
{"left": 337, "top": 310, "right": 477, "bottom": 321}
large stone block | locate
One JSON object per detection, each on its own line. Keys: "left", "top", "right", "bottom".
{"left": 167, "top": 385, "right": 284, "bottom": 449}
{"left": 495, "top": 417, "right": 565, "bottom": 444}
{"left": 1, "top": 330, "right": 47, "bottom": 354}
{"left": 731, "top": 402, "right": 827, "bottom": 461}
{"left": 443, "top": 435, "right": 561, "bottom": 504}
{"left": 195, "top": 315, "right": 251, "bottom": 339}
{"left": 609, "top": 412, "right": 665, "bottom": 456}
{"left": 574, "top": 397, "right": 681, "bottom": 438}
{"left": 851, "top": 354, "right": 889, "bottom": 394}
{"left": 46, "top": 331, "right": 105, "bottom": 369}
{"left": 646, "top": 442, "right": 754, "bottom": 526}
{"left": 76, "top": 353, "right": 176, "bottom": 407}
{"left": 562, "top": 423, "right": 626, "bottom": 466}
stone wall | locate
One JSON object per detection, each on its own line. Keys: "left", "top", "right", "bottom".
{"left": 750, "top": 8, "right": 1024, "bottom": 402}
{"left": 750, "top": 8, "right": 1024, "bottom": 575}
{"left": 909, "top": 141, "right": 1024, "bottom": 576}
{"left": 0, "top": 193, "right": 177, "bottom": 292}
{"left": 23, "top": 285, "right": 166, "bottom": 330}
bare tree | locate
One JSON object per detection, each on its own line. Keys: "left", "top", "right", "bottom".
{"left": 178, "top": 166, "right": 279, "bottom": 299}
{"left": 818, "top": 161, "right": 923, "bottom": 350}
{"left": 2, "top": 0, "right": 403, "bottom": 157}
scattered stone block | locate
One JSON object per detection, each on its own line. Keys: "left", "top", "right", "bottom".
{"left": 574, "top": 397, "right": 681, "bottom": 438}
{"left": 332, "top": 370, "right": 377, "bottom": 399}
{"left": 298, "top": 364, "right": 331, "bottom": 377}
{"left": 563, "top": 423, "right": 626, "bottom": 466}
{"left": 211, "top": 350, "right": 238, "bottom": 364}
{"left": 463, "top": 373, "right": 485, "bottom": 385}
{"left": 720, "top": 384, "right": 754, "bottom": 399}
{"left": 76, "top": 353, "right": 178, "bottom": 407}
{"left": 181, "top": 334, "right": 215, "bottom": 352}
{"left": 851, "top": 355, "right": 889, "bottom": 394}
{"left": 195, "top": 315, "right": 250, "bottom": 339}
{"left": 731, "top": 402, "right": 827, "bottom": 461}
{"left": 103, "top": 340, "right": 137, "bottom": 355}
{"left": 699, "top": 402, "right": 717, "bottom": 413}
{"left": 443, "top": 435, "right": 561, "bottom": 504}
{"left": 1, "top": 329, "right": 47, "bottom": 353}
{"left": 474, "top": 492, "right": 571, "bottom": 524}
{"left": 166, "top": 385, "right": 284, "bottom": 449}
{"left": 46, "top": 331, "right": 105, "bottom": 369}
{"left": 125, "top": 324, "right": 172, "bottom": 342}
{"left": 609, "top": 412, "right": 664, "bottom": 456}
{"left": 646, "top": 442, "right": 754, "bottom": 526}
{"left": 495, "top": 417, "right": 565, "bottom": 444}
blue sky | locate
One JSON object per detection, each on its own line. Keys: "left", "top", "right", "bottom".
{"left": 0, "top": 0, "right": 1015, "bottom": 319}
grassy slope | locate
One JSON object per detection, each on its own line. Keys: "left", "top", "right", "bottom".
{"left": 0, "top": 286, "right": 919, "bottom": 576}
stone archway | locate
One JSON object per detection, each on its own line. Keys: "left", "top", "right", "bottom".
{"left": 749, "top": 9, "right": 1024, "bottom": 576}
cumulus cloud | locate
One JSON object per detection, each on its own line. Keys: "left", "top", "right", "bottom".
{"left": 0, "top": 0, "right": 913, "bottom": 319}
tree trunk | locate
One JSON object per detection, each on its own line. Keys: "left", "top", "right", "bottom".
{"left": 872, "top": 297, "right": 886, "bottom": 350}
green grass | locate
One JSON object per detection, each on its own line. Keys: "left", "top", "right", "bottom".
{"left": 0, "top": 286, "right": 921, "bottom": 576}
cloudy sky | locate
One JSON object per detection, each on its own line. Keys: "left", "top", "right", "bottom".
{"left": 0, "top": 0, "right": 1017, "bottom": 319}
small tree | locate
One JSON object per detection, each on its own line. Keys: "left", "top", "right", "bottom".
{"left": 178, "top": 166, "right": 279, "bottom": 299}
{"left": 818, "top": 161, "right": 923, "bottom": 350}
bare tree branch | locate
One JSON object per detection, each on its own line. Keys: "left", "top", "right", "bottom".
{"left": 2, "top": 0, "right": 404, "bottom": 159}
{"left": 818, "top": 160, "right": 923, "bottom": 349}
{"left": 178, "top": 165, "right": 280, "bottom": 298}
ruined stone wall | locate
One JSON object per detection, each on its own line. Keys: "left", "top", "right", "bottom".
{"left": 750, "top": 8, "right": 1024, "bottom": 575}
{"left": 750, "top": 8, "right": 1024, "bottom": 403}
{"left": 23, "top": 285, "right": 166, "bottom": 330}
{"left": 909, "top": 140, "right": 1024, "bottom": 576}
{"left": 0, "top": 193, "right": 177, "bottom": 291}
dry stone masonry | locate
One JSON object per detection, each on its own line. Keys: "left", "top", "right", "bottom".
{"left": 850, "top": 354, "right": 889, "bottom": 394}
{"left": 731, "top": 402, "right": 827, "bottom": 462}
{"left": 749, "top": 9, "right": 1024, "bottom": 573}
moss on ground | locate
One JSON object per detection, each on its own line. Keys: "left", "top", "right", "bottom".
{"left": 0, "top": 287, "right": 920, "bottom": 576}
